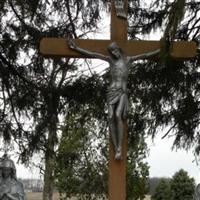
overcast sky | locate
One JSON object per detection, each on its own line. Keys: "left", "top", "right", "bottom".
{"left": 147, "top": 136, "right": 200, "bottom": 183}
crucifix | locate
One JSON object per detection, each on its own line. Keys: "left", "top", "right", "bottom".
{"left": 39, "top": 0, "right": 197, "bottom": 199}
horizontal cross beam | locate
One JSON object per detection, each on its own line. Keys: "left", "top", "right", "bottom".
{"left": 39, "top": 38, "right": 197, "bottom": 59}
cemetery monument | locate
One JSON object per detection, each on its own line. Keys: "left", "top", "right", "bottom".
{"left": 39, "top": 0, "right": 197, "bottom": 199}
{"left": 0, "top": 155, "right": 25, "bottom": 200}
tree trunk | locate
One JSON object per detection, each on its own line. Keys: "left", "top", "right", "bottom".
{"left": 43, "top": 130, "right": 55, "bottom": 200}
{"left": 43, "top": 112, "right": 58, "bottom": 200}
{"left": 43, "top": 156, "right": 54, "bottom": 200}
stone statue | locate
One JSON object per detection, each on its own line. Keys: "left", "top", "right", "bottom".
{"left": 114, "top": 0, "right": 127, "bottom": 19}
{"left": 0, "top": 155, "right": 25, "bottom": 200}
{"left": 68, "top": 40, "right": 160, "bottom": 160}
{"left": 194, "top": 184, "right": 200, "bottom": 200}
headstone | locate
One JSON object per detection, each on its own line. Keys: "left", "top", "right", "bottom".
{"left": 0, "top": 155, "right": 25, "bottom": 200}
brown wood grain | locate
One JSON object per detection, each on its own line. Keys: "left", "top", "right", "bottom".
{"left": 108, "top": 2, "right": 128, "bottom": 200}
{"left": 108, "top": 122, "right": 127, "bottom": 200}
{"left": 39, "top": 38, "right": 197, "bottom": 59}
{"left": 111, "top": 0, "right": 127, "bottom": 41}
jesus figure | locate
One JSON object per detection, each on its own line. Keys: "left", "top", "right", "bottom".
{"left": 68, "top": 40, "right": 160, "bottom": 160}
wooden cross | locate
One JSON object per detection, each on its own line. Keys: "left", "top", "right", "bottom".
{"left": 39, "top": 0, "right": 197, "bottom": 199}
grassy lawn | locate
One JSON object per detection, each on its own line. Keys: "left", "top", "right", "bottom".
{"left": 26, "top": 193, "right": 60, "bottom": 200}
{"left": 26, "top": 193, "right": 151, "bottom": 200}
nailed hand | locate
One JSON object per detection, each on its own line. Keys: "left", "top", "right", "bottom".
{"left": 68, "top": 39, "right": 76, "bottom": 49}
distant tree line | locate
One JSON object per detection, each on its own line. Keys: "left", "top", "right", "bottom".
{"left": 19, "top": 178, "right": 43, "bottom": 192}
{"left": 151, "top": 169, "right": 195, "bottom": 200}
{"left": 148, "top": 177, "right": 171, "bottom": 196}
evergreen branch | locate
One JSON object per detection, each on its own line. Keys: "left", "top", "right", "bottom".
{"left": 0, "top": 53, "right": 41, "bottom": 91}
{"left": 162, "top": 123, "right": 178, "bottom": 139}
{"left": 57, "top": 61, "right": 70, "bottom": 89}
{"left": 65, "top": 0, "right": 78, "bottom": 38}
{"left": 188, "top": 17, "right": 200, "bottom": 37}
{"left": 4, "top": 80, "right": 23, "bottom": 134}
{"left": 8, "top": 0, "right": 43, "bottom": 40}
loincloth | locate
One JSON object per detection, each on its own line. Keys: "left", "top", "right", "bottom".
{"left": 107, "top": 87, "right": 128, "bottom": 119}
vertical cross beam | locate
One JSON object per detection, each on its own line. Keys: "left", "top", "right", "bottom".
{"left": 111, "top": 0, "right": 127, "bottom": 41}
{"left": 108, "top": 1, "right": 128, "bottom": 200}
{"left": 109, "top": 122, "right": 128, "bottom": 200}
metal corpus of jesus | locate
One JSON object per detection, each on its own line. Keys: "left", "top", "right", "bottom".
{"left": 39, "top": 0, "right": 197, "bottom": 199}
{"left": 68, "top": 40, "right": 160, "bottom": 160}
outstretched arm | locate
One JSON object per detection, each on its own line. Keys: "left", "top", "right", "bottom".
{"left": 128, "top": 49, "right": 160, "bottom": 61}
{"left": 68, "top": 40, "right": 109, "bottom": 61}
